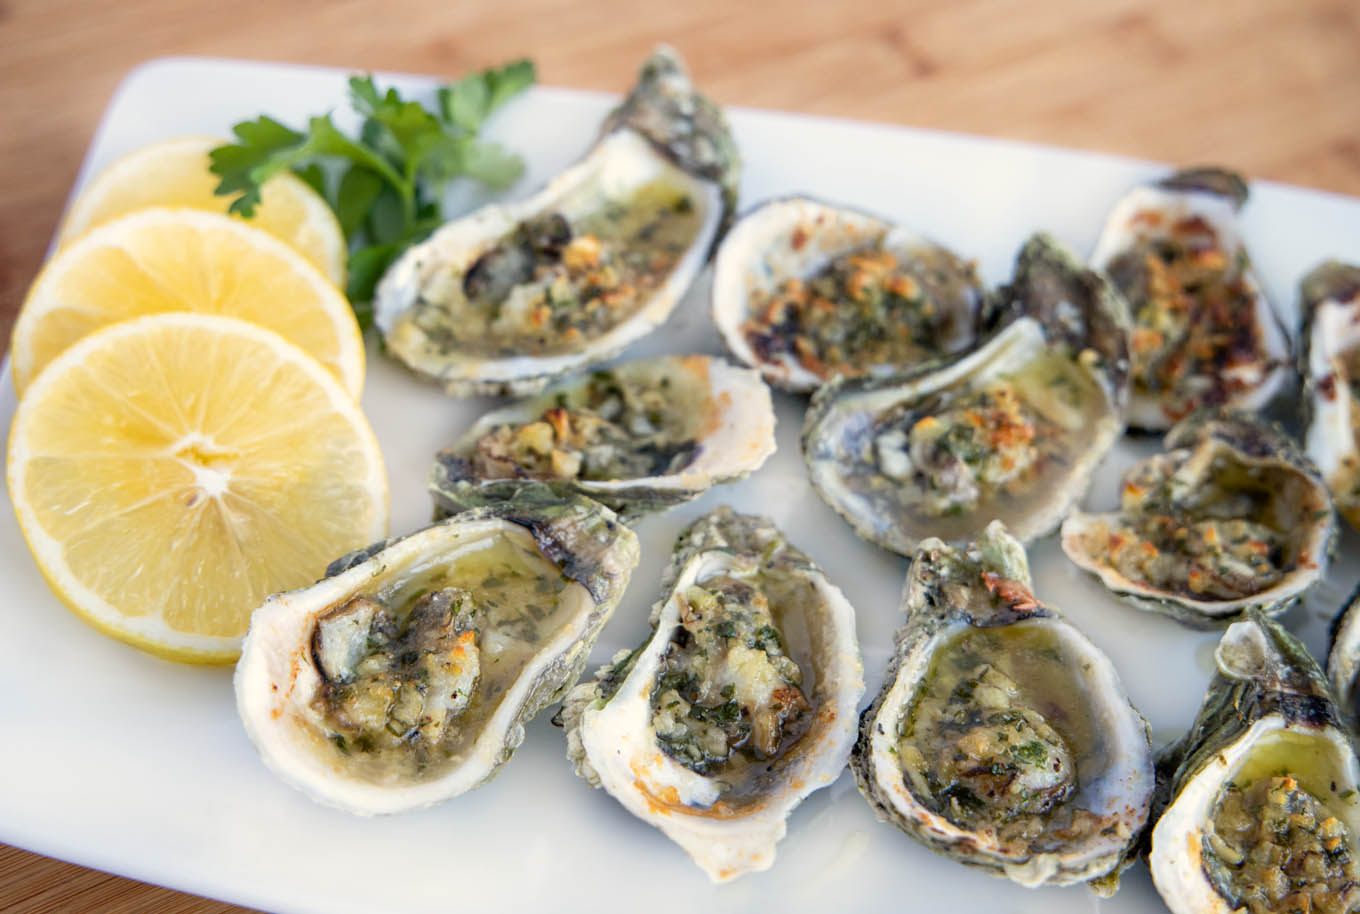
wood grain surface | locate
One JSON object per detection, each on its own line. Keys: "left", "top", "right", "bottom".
{"left": 2, "top": 0, "right": 1359, "bottom": 911}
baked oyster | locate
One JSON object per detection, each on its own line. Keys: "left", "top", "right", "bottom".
{"left": 1090, "top": 166, "right": 1290, "bottom": 430}
{"left": 559, "top": 507, "right": 864, "bottom": 881}
{"left": 235, "top": 488, "right": 638, "bottom": 815}
{"left": 1061, "top": 410, "right": 1335, "bottom": 628}
{"left": 1150, "top": 613, "right": 1360, "bottom": 914}
{"left": 802, "top": 232, "right": 1129, "bottom": 556}
{"left": 1327, "top": 584, "right": 1360, "bottom": 729}
{"left": 1326, "top": 583, "right": 1360, "bottom": 726}
{"left": 1300, "top": 260, "right": 1360, "bottom": 532}
{"left": 710, "top": 196, "right": 985, "bottom": 391}
{"left": 429, "top": 355, "right": 775, "bottom": 522}
{"left": 374, "top": 47, "right": 738, "bottom": 396}
{"left": 851, "top": 521, "right": 1154, "bottom": 891}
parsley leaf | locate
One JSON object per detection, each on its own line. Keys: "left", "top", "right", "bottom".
{"left": 209, "top": 59, "right": 536, "bottom": 322}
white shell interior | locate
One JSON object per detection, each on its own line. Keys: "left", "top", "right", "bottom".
{"left": 1305, "top": 293, "right": 1360, "bottom": 489}
{"left": 576, "top": 548, "right": 864, "bottom": 882}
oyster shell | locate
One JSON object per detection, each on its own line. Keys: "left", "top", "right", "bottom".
{"left": 559, "top": 506, "right": 864, "bottom": 881}
{"left": 428, "top": 355, "right": 776, "bottom": 522}
{"left": 710, "top": 196, "right": 985, "bottom": 391}
{"left": 1061, "top": 410, "right": 1335, "bottom": 629}
{"left": 802, "top": 232, "right": 1129, "bottom": 556}
{"left": 1326, "top": 583, "right": 1360, "bottom": 726}
{"left": 851, "top": 521, "right": 1154, "bottom": 890}
{"left": 1090, "top": 166, "right": 1290, "bottom": 430}
{"left": 1150, "top": 613, "right": 1360, "bottom": 914}
{"left": 1300, "top": 260, "right": 1360, "bottom": 532}
{"left": 373, "top": 47, "right": 738, "bottom": 396}
{"left": 234, "top": 488, "right": 638, "bottom": 815}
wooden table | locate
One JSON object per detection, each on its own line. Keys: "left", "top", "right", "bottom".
{"left": 2, "top": 0, "right": 1358, "bottom": 910}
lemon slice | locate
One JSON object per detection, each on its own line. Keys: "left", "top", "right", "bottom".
{"left": 56, "top": 136, "right": 346, "bottom": 288}
{"left": 12, "top": 207, "right": 364, "bottom": 399}
{"left": 7, "top": 313, "right": 389, "bottom": 663}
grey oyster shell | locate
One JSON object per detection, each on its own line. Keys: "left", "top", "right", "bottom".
{"left": 373, "top": 46, "right": 738, "bottom": 397}
{"left": 1090, "top": 165, "right": 1290, "bottom": 430}
{"left": 1061, "top": 410, "right": 1336, "bottom": 629}
{"left": 234, "top": 487, "right": 639, "bottom": 815}
{"left": 428, "top": 355, "right": 775, "bottom": 523}
{"left": 710, "top": 195, "right": 985, "bottom": 392}
{"left": 1150, "top": 613, "right": 1360, "bottom": 914}
{"left": 851, "top": 521, "right": 1154, "bottom": 891}
{"left": 801, "top": 232, "right": 1129, "bottom": 556}
{"left": 559, "top": 506, "right": 863, "bottom": 882}
{"left": 1300, "top": 260, "right": 1360, "bottom": 532}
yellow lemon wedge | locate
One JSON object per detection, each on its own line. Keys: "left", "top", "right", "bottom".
{"left": 11, "top": 207, "right": 364, "bottom": 399}
{"left": 7, "top": 313, "right": 389, "bottom": 663}
{"left": 56, "top": 136, "right": 346, "bottom": 288}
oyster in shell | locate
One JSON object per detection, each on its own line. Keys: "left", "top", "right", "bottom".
{"left": 710, "top": 196, "right": 985, "bottom": 391}
{"left": 802, "top": 232, "right": 1129, "bottom": 556}
{"left": 851, "top": 521, "right": 1154, "bottom": 891}
{"left": 1090, "top": 166, "right": 1290, "bottom": 430}
{"left": 1300, "top": 260, "right": 1360, "bottom": 532}
{"left": 235, "top": 488, "right": 638, "bottom": 815}
{"left": 559, "top": 507, "right": 864, "bottom": 881}
{"left": 429, "top": 355, "right": 776, "bottom": 522}
{"left": 1326, "top": 583, "right": 1360, "bottom": 726}
{"left": 1061, "top": 410, "right": 1335, "bottom": 628}
{"left": 1150, "top": 613, "right": 1360, "bottom": 914}
{"left": 374, "top": 47, "right": 738, "bottom": 396}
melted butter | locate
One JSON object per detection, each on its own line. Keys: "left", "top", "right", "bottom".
{"left": 900, "top": 622, "right": 1112, "bottom": 849}
{"left": 306, "top": 532, "right": 573, "bottom": 782}
{"left": 859, "top": 348, "right": 1109, "bottom": 540}
{"left": 408, "top": 174, "right": 703, "bottom": 358}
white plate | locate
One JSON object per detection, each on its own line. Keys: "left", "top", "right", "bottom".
{"left": 4, "top": 56, "right": 1360, "bottom": 914}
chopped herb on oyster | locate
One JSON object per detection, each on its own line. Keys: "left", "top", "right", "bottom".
{"left": 851, "top": 521, "right": 1154, "bottom": 891}
{"left": 429, "top": 355, "right": 775, "bottom": 521}
{"left": 711, "top": 196, "right": 985, "bottom": 391}
{"left": 1150, "top": 613, "right": 1360, "bottom": 914}
{"left": 559, "top": 507, "right": 864, "bottom": 882}
{"left": 373, "top": 46, "right": 738, "bottom": 396}
{"left": 1300, "top": 260, "right": 1360, "bottom": 533}
{"left": 802, "top": 232, "right": 1129, "bottom": 555}
{"left": 1061, "top": 410, "right": 1335, "bottom": 628}
{"left": 234, "top": 488, "right": 638, "bottom": 815}
{"left": 1090, "top": 166, "right": 1290, "bottom": 429}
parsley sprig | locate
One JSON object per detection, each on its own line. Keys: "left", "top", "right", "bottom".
{"left": 209, "top": 60, "right": 535, "bottom": 322}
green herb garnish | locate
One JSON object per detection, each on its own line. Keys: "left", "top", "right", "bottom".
{"left": 209, "top": 60, "right": 536, "bottom": 323}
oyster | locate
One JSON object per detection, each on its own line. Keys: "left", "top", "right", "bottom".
{"left": 373, "top": 47, "right": 739, "bottom": 396}
{"left": 1326, "top": 583, "right": 1360, "bottom": 726}
{"left": 851, "top": 521, "right": 1154, "bottom": 890}
{"left": 234, "top": 488, "right": 638, "bottom": 814}
{"left": 710, "top": 196, "right": 985, "bottom": 391}
{"left": 429, "top": 355, "right": 776, "bottom": 521}
{"left": 1300, "top": 260, "right": 1360, "bottom": 532}
{"left": 1090, "top": 166, "right": 1290, "bottom": 430}
{"left": 1150, "top": 613, "right": 1360, "bottom": 914}
{"left": 802, "top": 232, "right": 1129, "bottom": 556}
{"left": 1062, "top": 410, "right": 1334, "bottom": 629}
{"left": 559, "top": 507, "right": 864, "bottom": 881}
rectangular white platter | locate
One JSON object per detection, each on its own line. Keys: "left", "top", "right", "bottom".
{"left": 4, "top": 56, "right": 1360, "bottom": 914}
